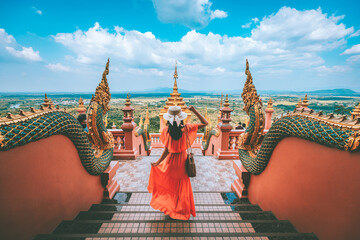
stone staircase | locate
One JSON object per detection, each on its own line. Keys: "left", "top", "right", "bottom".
{"left": 34, "top": 191, "right": 318, "bottom": 240}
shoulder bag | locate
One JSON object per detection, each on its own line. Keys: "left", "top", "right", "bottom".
{"left": 185, "top": 126, "right": 196, "bottom": 177}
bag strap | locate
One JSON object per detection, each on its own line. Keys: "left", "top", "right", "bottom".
{"left": 184, "top": 125, "right": 193, "bottom": 154}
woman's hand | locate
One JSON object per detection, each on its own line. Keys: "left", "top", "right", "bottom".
{"left": 151, "top": 161, "right": 160, "bottom": 167}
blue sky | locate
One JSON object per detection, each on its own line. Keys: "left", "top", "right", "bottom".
{"left": 0, "top": 0, "right": 359, "bottom": 92}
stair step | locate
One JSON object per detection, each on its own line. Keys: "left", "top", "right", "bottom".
{"left": 89, "top": 204, "right": 262, "bottom": 212}
{"left": 34, "top": 232, "right": 318, "bottom": 240}
{"left": 52, "top": 219, "right": 296, "bottom": 235}
{"left": 76, "top": 211, "right": 275, "bottom": 221}
{"left": 103, "top": 192, "right": 243, "bottom": 205}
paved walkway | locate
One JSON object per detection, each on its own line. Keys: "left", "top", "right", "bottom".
{"left": 114, "top": 149, "right": 237, "bottom": 192}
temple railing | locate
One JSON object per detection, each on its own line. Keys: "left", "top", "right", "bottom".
{"left": 150, "top": 133, "right": 204, "bottom": 148}
{"left": 108, "top": 129, "right": 125, "bottom": 151}
{"left": 228, "top": 129, "right": 245, "bottom": 150}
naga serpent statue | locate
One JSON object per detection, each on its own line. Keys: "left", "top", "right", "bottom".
{"left": 238, "top": 59, "right": 360, "bottom": 175}
{"left": 0, "top": 59, "right": 114, "bottom": 175}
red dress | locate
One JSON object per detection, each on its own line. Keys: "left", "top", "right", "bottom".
{"left": 147, "top": 124, "right": 198, "bottom": 220}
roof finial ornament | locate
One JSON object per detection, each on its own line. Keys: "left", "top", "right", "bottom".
{"left": 302, "top": 94, "right": 309, "bottom": 108}
{"left": 173, "top": 61, "right": 178, "bottom": 93}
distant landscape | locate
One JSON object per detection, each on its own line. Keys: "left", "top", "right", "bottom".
{"left": 1, "top": 88, "right": 359, "bottom": 133}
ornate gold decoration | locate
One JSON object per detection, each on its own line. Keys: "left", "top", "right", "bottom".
{"left": 242, "top": 59, "right": 262, "bottom": 115}
{"left": 77, "top": 97, "right": 86, "bottom": 113}
{"left": 139, "top": 116, "right": 144, "bottom": 128}
{"left": 144, "top": 105, "right": 151, "bottom": 142}
{"left": 266, "top": 98, "right": 273, "bottom": 111}
{"left": 0, "top": 133, "right": 4, "bottom": 147}
{"left": 239, "top": 59, "right": 265, "bottom": 151}
{"left": 346, "top": 132, "right": 360, "bottom": 151}
{"left": 87, "top": 59, "right": 114, "bottom": 156}
{"left": 0, "top": 108, "right": 62, "bottom": 126}
{"left": 301, "top": 94, "right": 309, "bottom": 108}
{"left": 93, "top": 58, "right": 111, "bottom": 114}
{"left": 296, "top": 99, "right": 302, "bottom": 108}
{"left": 351, "top": 102, "right": 360, "bottom": 120}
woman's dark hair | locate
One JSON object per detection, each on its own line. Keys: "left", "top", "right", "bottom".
{"left": 167, "top": 120, "right": 185, "bottom": 140}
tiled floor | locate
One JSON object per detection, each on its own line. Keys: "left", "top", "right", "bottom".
{"left": 120, "top": 193, "right": 232, "bottom": 212}
{"left": 114, "top": 149, "right": 237, "bottom": 192}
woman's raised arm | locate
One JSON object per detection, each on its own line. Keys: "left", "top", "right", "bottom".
{"left": 187, "top": 105, "right": 208, "bottom": 129}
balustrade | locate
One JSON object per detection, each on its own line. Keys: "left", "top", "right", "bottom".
{"left": 149, "top": 133, "right": 204, "bottom": 148}
{"left": 228, "top": 129, "right": 245, "bottom": 150}
{"left": 108, "top": 129, "right": 125, "bottom": 150}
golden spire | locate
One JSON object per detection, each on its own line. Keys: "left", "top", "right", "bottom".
{"left": 302, "top": 94, "right": 309, "bottom": 108}
{"left": 220, "top": 93, "right": 223, "bottom": 107}
{"left": 125, "top": 93, "right": 131, "bottom": 107}
{"left": 144, "top": 104, "right": 150, "bottom": 125}
{"left": 224, "top": 94, "right": 230, "bottom": 107}
{"left": 266, "top": 98, "right": 273, "bottom": 111}
{"left": 205, "top": 107, "right": 208, "bottom": 119}
{"left": 173, "top": 61, "right": 178, "bottom": 93}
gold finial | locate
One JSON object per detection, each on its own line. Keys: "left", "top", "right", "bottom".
{"left": 224, "top": 94, "right": 230, "bottom": 107}
{"left": 220, "top": 94, "right": 223, "bottom": 107}
{"left": 144, "top": 105, "right": 150, "bottom": 125}
{"left": 266, "top": 98, "right": 273, "bottom": 110}
{"left": 205, "top": 107, "right": 208, "bottom": 119}
{"left": 296, "top": 99, "right": 302, "bottom": 108}
{"left": 43, "top": 93, "right": 52, "bottom": 108}
{"left": 173, "top": 61, "right": 178, "bottom": 93}
{"left": 79, "top": 97, "right": 85, "bottom": 107}
{"left": 302, "top": 94, "right": 309, "bottom": 108}
{"left": 125, "top": 93, "right": 131, "bottom": 107}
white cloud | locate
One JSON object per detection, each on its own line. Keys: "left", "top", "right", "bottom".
{"left": 52, "top": 6, "right": 357, "bottom": 90}
{"left": 210, "top": 9, "right": 227, "bottom": 20}
{"left": 314, "top": 65, "right": 349, "bottom": 75}
{"left": 0, "top": 28, "right": 42, "bottom": 61}
{"left": 46, "top": 63, "right": 70, "bottom": 72}
{"left": 0, "top": 28, "right": 15, "bottom": 44}
{"left": 252, "top": 7, "right": 353, "bottom": 51}
{"left": 346, "top": 55, "right": 360, "bottom": 64}
{"left": 152, "top": 0, "right": 227, "bottom": 29}
{"left": 350, "top": 30, "right": 360, "bottom": 38}
{"left": 32, "top": 7, "right": 42, "bottom": 15}
{"left": 342, "top": 44, "right": 360, "bottom": 55}
{"left": 5, "top": 46, "right": 42, "bottom": 61}
{"left": 242, "top": 18, "right": 260, "bottom": 29}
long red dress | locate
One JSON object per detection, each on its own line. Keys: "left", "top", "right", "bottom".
{"left": 147, "top": 124, "right": 198, "bottom": 220}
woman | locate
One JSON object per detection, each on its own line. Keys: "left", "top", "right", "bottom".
{"left": 147, "top": 105, "right": 208, "bottom": 220}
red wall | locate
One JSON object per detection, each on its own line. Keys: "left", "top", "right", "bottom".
{"left": 248, "top": 137, "right": 360, "bottom": 240}
{"left": 0, "top": 135, "right": 104, "bottom": 240}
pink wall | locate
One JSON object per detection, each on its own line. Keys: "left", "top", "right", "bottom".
{"left": 248, "top": 137, "right": 360, "bottom": 240}
{"left": 0, "top": 135, "right": 104, "bottom": 240}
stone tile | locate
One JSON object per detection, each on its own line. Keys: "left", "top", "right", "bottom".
{"left": 114, "top": 149, "right": 237, "bottom": 192}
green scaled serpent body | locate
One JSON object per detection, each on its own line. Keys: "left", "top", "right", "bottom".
{"left": 238, "top": 60, "right": 360, "bottom": 175}
{"left": 0, "top": 59, "right": 114, "bottom": 176}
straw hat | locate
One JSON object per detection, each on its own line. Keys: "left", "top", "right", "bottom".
{"left": 163, "top": 106, "right": 187, "bottom": 127}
